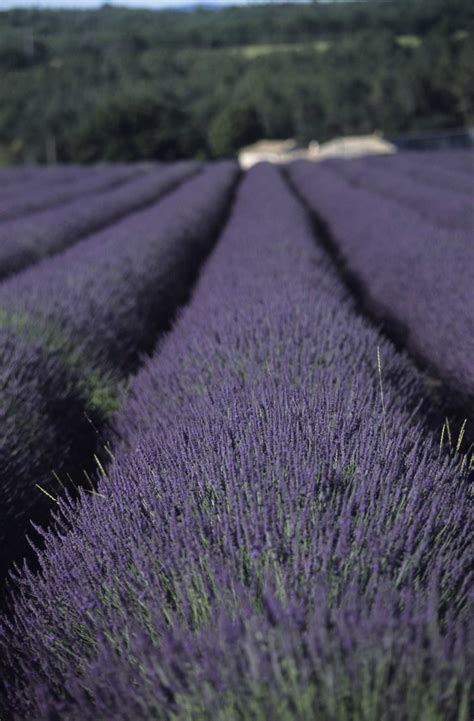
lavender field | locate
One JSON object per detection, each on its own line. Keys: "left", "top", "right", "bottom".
{"left": 0, "top": 154, "right": 472, "bottom": 721}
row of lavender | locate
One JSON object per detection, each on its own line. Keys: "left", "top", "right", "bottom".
{"left": 288, "top": 153, "right": 474, "bottom": 402}
{"left": 0, "top": 164, "right": 113, "bottom": 192}
{"left": 2, "top": 164, "right": 471, "bottom": 720}
{"left": 0, "top": 164, "right": 152, "bottom": 221}
{"left": 360, "top": 151, "right": 473, "bottom": 190}
{"left": 0, "top": 162, "right": 239, "bottom": 583}
{"left": 0, "top": 162, "right": 203, "bottom": 280}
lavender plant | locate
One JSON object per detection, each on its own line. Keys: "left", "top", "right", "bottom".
{"left": 324, "top": 156, "right": 473, "bottom": 231}
{"left": 0, "top": 161, "right": 239, "bottom": 583}
{"left": 288, "top": 159, "right": 474, "bottom": 402}
{"left": 395, "top": 149, "right": 474, "bottom": 176}
{"left": 0, "top": 164, "right": 146, "bottom": 222}
{"left": 2, "top": 164, "right": 470, "bottom": 721}
{"left": 0, "top": 161, "right": 198, "bottom": 280}
{"left": 0, "top": 164, "right": 107, "bottom": 193}
{"left": 366, "top": 152, "right": 474, "bottom": 196}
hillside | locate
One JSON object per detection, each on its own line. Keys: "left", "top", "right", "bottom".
{"left": 0, "top": 0, "right": 472, "bottom": 163}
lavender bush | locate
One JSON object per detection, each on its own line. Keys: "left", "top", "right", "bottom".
{"left": 0, "top": 161, "right": 239, "bottom": 583}
{"left": 0, "top": 164, "right": 106, "bottom": 192}
{"left": 2, "top": 164, "right": 470, "bottom": 721}
{"left": 0, "top": 161, "right": 197, "bottom": 280}
{"left": 325, "top": 156, "right": 473, "bottom": 231}
{"left": 396, "top": 149, "right": 474, "bottom": 176}
{"left": 0, "top": 325, "right": 99, "bottom": 584}
{"left": 366, "top": 152, "right": 474, "bottom": 196}
{"left": 0, "top": 164, "right": 147, "bottom": 222}
{"left": 288, "top": 158, "right": 474, "bottom": 401}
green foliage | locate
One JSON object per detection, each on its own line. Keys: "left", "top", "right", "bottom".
{"left": 0, "top": 308, "right": 120, "bottom": 417}
{"left": 0, "top": 1, "right": 472, "bottom": 163}
{"left": 171, "top": 663, "right": 470, "bottom": 721}
{"left": 74, "top": 92, "right": 196, "bottom": 162}
{"left": 209, "top": 102, "right": 263, "bottom": 157}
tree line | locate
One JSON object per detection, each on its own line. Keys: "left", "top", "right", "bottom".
{"left": 0, "top": 0, "right": 472, "bottom": 163}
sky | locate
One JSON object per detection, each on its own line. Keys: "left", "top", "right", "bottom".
{"left": 0, "top": 0, "right": 260, "bottom": 8}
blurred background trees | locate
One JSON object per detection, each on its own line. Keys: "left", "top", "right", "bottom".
{"left": 0, "top": 0, "right": 472, "bottom": 163}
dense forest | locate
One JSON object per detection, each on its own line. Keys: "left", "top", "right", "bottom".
{"left": 0, "top": 0, "right": 473, "bottom": 163}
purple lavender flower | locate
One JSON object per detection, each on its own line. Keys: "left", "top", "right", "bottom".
{"left": 1, "top": 164, "right": 470, "bottom": 721}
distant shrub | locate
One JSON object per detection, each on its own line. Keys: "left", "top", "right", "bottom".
{"left": 75, "top": 94, "right": 199, "bottom": 163}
